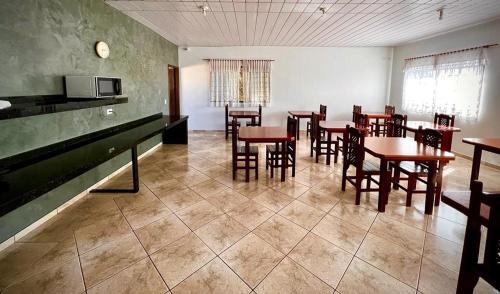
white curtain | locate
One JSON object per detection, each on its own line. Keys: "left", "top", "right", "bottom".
{"left": 241, "top": 60, "right": 271, "bottom": 107}
{"left": 402, "top": 48, "right": 486, "bottom": 121}
{"left": 209, "top": 59, "right": 241, "bottom": 107}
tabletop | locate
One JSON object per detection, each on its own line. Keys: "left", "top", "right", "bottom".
{"left": 364, "top": 137, "right": 455, "bottom": 161}
{"left": 288, "top": 111, "right": 316, "bottom": 117}
{"left": 238, "top": 127, "right": 293, "bottom": 142}
{"left": 319, "top": 120, "right": 352, "bottom": 132}
{"left": 463, "top": 138, "right": 500, "bottom": 153}
{"left": 405, "top": 121, "right": 461, "bottom": 132}
{"left": 364, "top": 112, "right": 391, "bottom": 119}
{"left": 229, "top": 111, "right": 259, "bottom": 117}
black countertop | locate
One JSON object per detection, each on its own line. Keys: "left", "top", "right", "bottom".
{"left": 0, "top": 95, "right": 128, "bottom": 120}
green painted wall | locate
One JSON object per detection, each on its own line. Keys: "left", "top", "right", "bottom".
{"left": 0, "top": 0, "right": 178, "bottom": 242}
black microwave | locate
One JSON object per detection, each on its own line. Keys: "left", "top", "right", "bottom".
{"left": 65, "top": 76, "right": 122, "bottom": 98}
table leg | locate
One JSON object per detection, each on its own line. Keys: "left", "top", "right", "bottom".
{"left": 470, "top": 146, "right": 482, "bottom": 189}
{"left": 375, "top": 118, "right": 380, "bottom": 136}
{"left": 281, "top": 141, "right": 287, "bottom": 182}
{"left": 245, "top": 141, "right": 250, "bottom": 182}
{"left": 378, "top": 159, "right": 388, "bottom": 212}
{"left": 326, "top": 131, "right": 332, "bottom": 165}
{"left": 425, "top": 160, "right": 437, "bottom": 215}
{"left": 434, "top": 162, "right": 444, "bottom": 206}
{"left": 296, "top": 117, "right": 300, "bottom": 140}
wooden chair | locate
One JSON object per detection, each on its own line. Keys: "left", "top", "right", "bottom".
{"left": 231, "top": 119, "right": 258, "bottom": 180}
{"left": 389, "top": 127, "right": 443, "bottom": 206}
{"left": 310, "top": 112, "right": 339, "bottom": 163}
{"left": 266, "top": 117, "right": 297, "bottom": 177}
{"left": 442, "top": 181, "right": 499, "bottom": 293}
{"left": 225, "top": 104, "right": 240, "bottom": 139}
{"left": 338, "top": 112, "right": 369, "bottom": 153}
{"left": 352, "top": 105, "right": 362, "bottom": 122}
{"left": 341, "top": 126, "right": 381, "bottom": 205}
{"left": 246, "top": 104, "right": 262, "bottom": 126}
{"left": 370, "top": 105, "right": 395, "bottom": 136}
{"left": 306, "top": 104, "right": 327, "bottom": 137}
{"left": 386, "top": 114, "right": 407, "bottom": 138}
{"left": 434, "top": 112, "right": 455, "bottom": 127}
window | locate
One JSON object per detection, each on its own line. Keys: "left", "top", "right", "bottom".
{"left": 209, "top": 59, "right": 271, "bottom": 107}
{"left": 402, "top": 48, "right": 486, "bottom": 121}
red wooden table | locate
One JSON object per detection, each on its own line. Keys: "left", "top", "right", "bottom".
{"left": 404, "top": 121, "right": 461, "bottom": 152}
{"left": 364, "top": 112, "right": 391, "bottom": 136}
{"left": 363, "top": 137, "right": 455, "bottom": 214}
{"left": 319, "top": 120, "right": 352, "bottom": 165}
{"left": 288, "top": 111, "right": 317, "bottom": 140}
{"left": 238, "top": 127, "right": 295, "bottom": 182}
{"left": 229, "top": 110, "right": 260, "bottom": 125}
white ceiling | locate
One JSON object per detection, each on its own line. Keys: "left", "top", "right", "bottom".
{"left": 105, "top": 0, "right": 500, "bottom": 47}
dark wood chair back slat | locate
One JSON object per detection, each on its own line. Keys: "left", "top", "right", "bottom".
{"left": 320, "top": 104, "right": 327, "bottom": 119}
{"left": 387, "top": 114, "right": 407, "bottom": 138}
{"left": 225, "top": 104, "right": 229, "bottom": 125}
{"left": 287, "top": 116, "right": 297, "bottom": 138}
{"left": 416, "top": 126, "right": 443, "bottom": 149}
{"left": 311, "top": 112, "right": 321, "bottom": 141}
{"left": 352, "top": 105, "right": 362, "bottom": 122}
{"left": 353, "top": 112, "right": 369, "bottom": 131}
{"left": 346, "top": 126, "right": 366, "bottom": 168}
{"left": 258, "top": 104, "right": 262, "bottom": 126}
{"left": 434, "top": 112, "right": 455, "bottom": 127}
{"left": 384, "top": 105, "right": 396, "bottom": 115}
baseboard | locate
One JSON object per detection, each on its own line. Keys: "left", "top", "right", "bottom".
{"left": 0, "top": 142, "right": 162, "bottom": 252}
{"left": 454, "top": 151, "right": 500, "bottom": 170}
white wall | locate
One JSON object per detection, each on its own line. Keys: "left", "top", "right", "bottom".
{"left": 389, "top": 19, "right": 500, "bottom": 165}
{"left": 179, "top": 46, "right": 393, "bottom": 130}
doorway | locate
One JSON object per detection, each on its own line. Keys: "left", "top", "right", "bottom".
{"left": 168, "top": 65, "right": 180, "bottom": 117}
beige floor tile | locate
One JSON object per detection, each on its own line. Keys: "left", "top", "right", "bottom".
{"left": 297, "top": 189, "right": 340, "bottom": 212}
{"left": 337, "top": 258, "right": 415, "bottom": 294}
{"left": 329, "top": 202, "right": 378, "bottom": 230}
{"left": 113, "top": 186, "right": 159, "bottom": 211}
{"left": 191, "top": 179, "right": 228, "bottom": 198}
{"left": 135, "top": 214, "right": 191, "bottom": 254}
{"left": 253, "top": 215, "right": 307, "bottom": 254}
{"left": 87, "top": 258, "right": 168, "bottom": 294}
{"left": 176, "top": 200, "right": 224, "bottom": 230}
{"left": 74, "top": 213, "right": 132, "bottom": 254}
{"left": 122, "top": 198, "right": 172, "bottom": 230}
{"left": 369, "top": 215, "right": 425, "bottom": 254}
{"left": 0, "top": 239, "right": 78, "bottom": 289}
{"left": 272, "top": 180, "right": 310, "bottom": 198}
{"left": 278, "top": 200, "right": 325, "bottom": 230}
{"left": 289, "top": 233, "right": 352, "bottom": 288}
{"left": 157, "top": 187, "right": 204, "bottom": 212}
{"left": 205, "top": 189, "right": 249, "bottom": 212}
{"left": 255, "top": 257, "right": 333, "bottom": 293}
{"left": 426, "top": 216, "right": 465, "bottom": 245}
{"left": 357, "top": 233, "right": 421, "bottom": 288}
{"left": 227, "top": 200, "right": 274, "bottom": 230}
{"left": 418, "top": 258, "right": 457, "bottom": 294}
{"left": 175, "top": 170, "right": 211, "bottom": 187}
{"left": 312, "top": 214, "right": 366, "bottom": 253}
{"left": 253, "top": 190, "right": 294, "bottom": 212}
{"left": 80, "top": 234, "right": 147, "bottom": 288}
{"left": 142, "top": 172, "right": 183, "bottom": 190}
{"left": 172, "top": 258, "right": 251, "bottom": 294}
{"left": 195, "top": 215, "right": 249, "bottom": 254}
{"left": 233, "top": 182, "right": 271, "bottom": 198}
{"left": 3, "top": 257, "right": 84, "bottom": 294}
{"left": 220, "top": 233, "right": 284, "bottom": 288}
{"left": 383, "top": 204, "right": 428, "bottom": 230}
{"left": 423, "top": 234, "right": 463, "bottom": 273}
{"left": 151, "top": 233, "right": 215, "bottom": 288}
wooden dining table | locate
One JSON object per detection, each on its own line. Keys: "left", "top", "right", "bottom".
{"left": 363, "top": 137, "right": 455, "bottom": 214}
{"left": 238, "top": 126, "right": 295, "bottom": 182}
{"left": 288, "top": 111, "right": 317, "bottom": 140}
{"left": 229, "top": 110, "right": 260, "bottom": 125}
{"left": 364, "top": 112, "right": 391, "bottom": 136}
{"left": 319, "top": 120, "right": 352, "bottom": 165}
{"left": 404, "top": 120, "right": 461, "bottom": 152}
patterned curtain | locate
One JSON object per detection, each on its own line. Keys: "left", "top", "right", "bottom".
{"left": 402, "top": 48, "right": 486, "bottom": 121}
{"left": 209, "top": 59, "right": 241, "bottom": 107}
{"left": 241, "top": 60, "right": 272, "bottom": 107}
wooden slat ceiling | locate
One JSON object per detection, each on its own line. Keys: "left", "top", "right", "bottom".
{"left": 105, "top": 0, "right": 500, "bottom": 47}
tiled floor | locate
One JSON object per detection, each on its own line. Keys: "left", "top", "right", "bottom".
{"left": 1, "top": 131, "right": 499, "bottom": 294}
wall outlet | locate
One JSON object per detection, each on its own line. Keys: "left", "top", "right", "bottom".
{"left": 164, "top": 99, "right": 167, "bottom": 105}
{"left": 106, "top": 108, "right": 114, "bottom": 115}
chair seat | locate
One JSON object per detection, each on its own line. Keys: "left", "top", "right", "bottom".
{"left": 236, "top": 145, "right": 259, "bottom": 154}
{"left": 363, "top": 160, "right": 380, "bottom": 173}
{"left": 393, "top": 161, "right": 428, "bottom": 174}
{"left": 246, "top": 121, "right": 259, "bottom": 126}
{"left": 227, "top": 121, "right": 241, "bottom": 126}
{"left": 442, "top": 191, "right": 490, "bottom": 225}
{"left": 266, "top": 144, "right": 282, "bottom": 152}
{"left": 370, "top": 121, "right": 387, "bottom": 126}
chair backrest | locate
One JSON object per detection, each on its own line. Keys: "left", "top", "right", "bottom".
{"left": 415, "top": 126, "right": 443, "bottom": 149}
{"left": 346, "top": 126, "right": 366, "bottom": 168}
{"left": 225, "top": 104, "right": 229, "bottom": 125}
{"left": 320, "top": 104, "right": 327, "bottom": 119}
{"left": 311, "top": 112, "right": 321, "bottom": 141}
{"left": 385, "top": 105, "right": 395, "bottom": 115}
{"left": 434, "top": 113, "right": 455, "bottom": 127}
{"left": 258, "top": 104, "right": 262, "bottom": 125}
{"left": 387, "top": 114, "right": 407, "bottom": 138}
{"left": 231, "top": 118, "right": 238, "bottom": 154}
{"left": 287, "top": 116, "right": 297, "bottom": 138}
{"left": 353, "top": 112, "right": 369, "bottom": 132}
{"left": 352, "top": 105, "right": 362, "bottom": 121}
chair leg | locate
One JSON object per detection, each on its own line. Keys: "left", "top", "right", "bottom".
{"left": 341, "top": 166, "right": 347, "bottom": 191}
{"left": 334, "top": 142, "right": 339, "bottom": 164}
{"left": 456, "top": 219, "right": 482, "bottom": 294}
{"left": 270, "top": 153, "right": 274, "bottom": 179}
{"left": 315, "top": 144, "right": 319, "bottom": 163}
{"left": 265, "top": 150, "right": 269, "bottom": 170}
{"left": 366, "top": 175, "right": 371, "bottom": 189}
{"left": 310, "top": 139, "right": 314, "bottom": 157}
{"left": 232, "top": 157, "right": 236, "bottom": 180}
{"left": 434, "top": 163, "right": 444, "bottom": 206}
{"left": 255, "top": 154, "right": 259, "bottom": 180}
{"left": 393, "top": 164, "right": 400, "bottom": 190}
{"left": 291, "top": 150, "right": 296, "bottom": 177}
{"left": 406, "top": 175, "right": 416, "bottom": 207}
{"left": 355, "top": 170, "right": 363, "bottom": 205}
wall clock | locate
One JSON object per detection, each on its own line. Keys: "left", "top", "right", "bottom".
{"left": 95, "top": 41, "right": 110, "bottom": 59}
